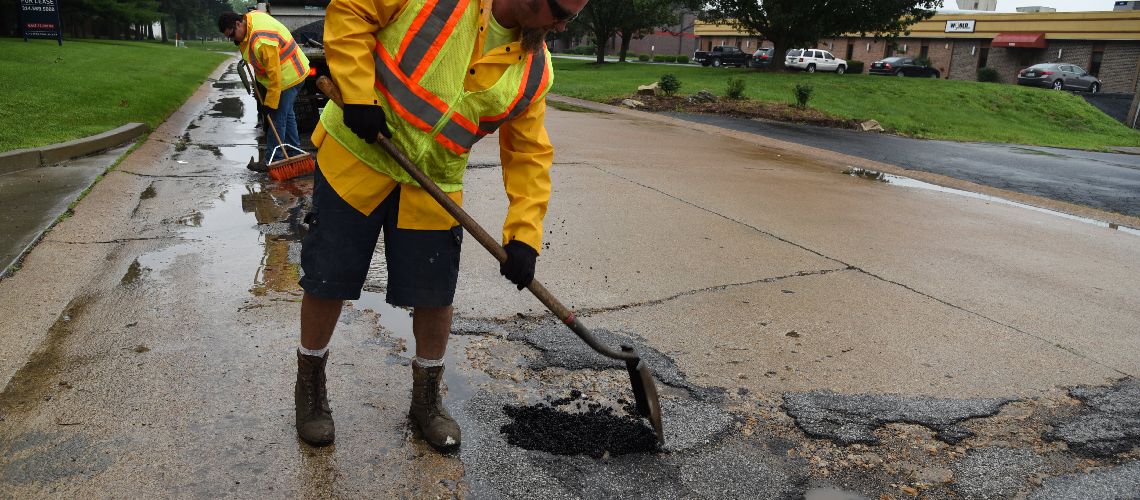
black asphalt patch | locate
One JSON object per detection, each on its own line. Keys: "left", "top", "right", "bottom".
{"left": 781, "top": 390, "right": 1019, "bottom": 445}
{"left": 1043, "top": 377, "right": 1140, "bottom": 457}
{"left": 500, "top": 401, "right": 660, "bottom": 458}
{"left": 953, "top": 447, "right": 1044, "bottom": 499}
{"left": 505, "top": 318, "right": 726, "bottom": 401}
{"left": 460, "top": 391, "right": 807, "bottom": 499}
{"left": 1027, "top": 461, "right": 1140, "bottom": 500}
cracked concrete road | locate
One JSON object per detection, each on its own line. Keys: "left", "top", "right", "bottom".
{"left": 1, "top": 59, "right": 1139, "bottom": 499}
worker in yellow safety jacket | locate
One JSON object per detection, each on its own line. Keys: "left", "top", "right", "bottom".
{"left": 217, "top": 11, "right": 311, "bottom": 169}
{"left": 291, "top": 0, "right": 586, "bottom": 449}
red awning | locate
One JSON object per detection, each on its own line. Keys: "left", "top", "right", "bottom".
{"left": 991, "top": 33, "right": 1048, "bottom": 48}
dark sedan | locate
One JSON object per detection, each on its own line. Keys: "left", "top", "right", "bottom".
{"left": 1017, "top": 63, "right": 1101, "bottom": 92}
{"left": 748, "top": 47, "right": 773, "bottom": 69}
{"left": 868, "top": 57, "right": 941, "bottom": 78}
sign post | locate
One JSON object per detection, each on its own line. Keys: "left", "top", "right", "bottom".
{"left": 20, "top": 0, "right": 63, "bottom": 46}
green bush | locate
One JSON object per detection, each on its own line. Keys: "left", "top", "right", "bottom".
{"left": 652, "top": 54, "right": 665, "bottom": 62}
{"left": 726, "top": 75, "right": 746, "bottom": 99}
{"left": 622, "top": 50, "right": 637, "bottom": 59}
{"left": 664, "top": 55, "right": 677, "bottom": 63}
{"left": 659, "top": 73, "right": 682, "bottom": 95}
{"left": 915, "top": 56, "right": 933, "bottom": 68}
{"left": 845, "top": 60, "right": 864, "bottom": 74}
{"left": 638, "top": 53, "right": 650, "bottom": 61}
{"left": 568, "top": 44, "right": 596, "bottom": 56}
{"left": 793, "top": 83, "right": 814, "bottom": 107}
{"left": 677, "top": 54, "right": 689, "bottom": 64}
{"left": 976, "top": 67, "right": 998, "bottom": 82}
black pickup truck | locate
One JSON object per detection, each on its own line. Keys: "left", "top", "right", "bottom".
{"left": 694, "top": 45, "right": 751, "bottom": 67}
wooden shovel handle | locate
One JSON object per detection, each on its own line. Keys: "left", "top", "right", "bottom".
{"left": 315, "top": 76, "right": 635, "bottom": 361}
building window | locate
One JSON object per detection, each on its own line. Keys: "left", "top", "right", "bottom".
{"left": 846, "top": 43, "right": 854, "bottom": 59}
{"left": 1018, "top": 49, "right": 1034, "bottom": 68}
{"left": 1089, "top": 42, "right": 1106, "bottom": 77}
{"left": 885, "top": 45, "right": 895, "bottom": 58}
{"left": 978, "top": 47, "right": 989, "bottom": 68}
{"left": 920, "top": 45, "right": 929, "bottom": 59}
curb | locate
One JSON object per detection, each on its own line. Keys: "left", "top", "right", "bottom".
{"left": 0, "top": 122, "right": 150, "bottom": 175}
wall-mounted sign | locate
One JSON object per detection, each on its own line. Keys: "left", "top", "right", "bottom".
{"left": 945, "top": 20, "right": 976, "bottom": 33}
{"left": 20, "top": 0, "right": 63, "bottom": 45}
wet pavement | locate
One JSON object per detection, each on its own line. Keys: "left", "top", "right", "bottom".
{"left": 664, "top": 112, "right": 1140, "bottom": 218}
{"left": 0, "top": 143, "right": 136, "bottom": 272}
{"left": 1, "top": 59, "right": 1139, "bottom": 498}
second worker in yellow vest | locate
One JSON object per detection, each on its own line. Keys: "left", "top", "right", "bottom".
{"left": 218, "top": 11, "right": 311, "bottom": 167}
{"left": 292, "top": 0, "right": 587, "bottom": 450}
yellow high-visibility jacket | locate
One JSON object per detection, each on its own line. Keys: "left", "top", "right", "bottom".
{"left": 239, "top": 11, "right": 310, "bottom": 109}
{"left": 316, "top": 0, "right": 553, "bottom": 252}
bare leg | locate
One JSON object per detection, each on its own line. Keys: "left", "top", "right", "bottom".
{"left": 412, "top": 305, "right": 453, "bottom": 360}
{"left": 301, "top": 292, "right": 344, "bottom": 350}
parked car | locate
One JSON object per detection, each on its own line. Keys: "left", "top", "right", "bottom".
{"left": 868, "top": 57, "right": 940, "bottom": 78}
{"left": 749, "top": 47, "right": 774, "bottom": 68}
{"left": 1017, "top": 63, "right": 1101, "bottom": 92}
{"left": 785, "top": 49, "right": 847, "bottom": 74}
{"left": 694, "top": 45, "right": 751, "bottom": 67}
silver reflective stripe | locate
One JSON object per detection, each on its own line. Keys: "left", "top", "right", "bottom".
{"left": 375, "top": 52, "right": 446, "bottom": 129}
{"left": 398, "top": 0, "right": 463, "bottom": 77}
{"left": 438, "top": 119, "right": 481, "bottom": 149}
{"left": 477, "top": 50, "right": 547, "bottom": 134}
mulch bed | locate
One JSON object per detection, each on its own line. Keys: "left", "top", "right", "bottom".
{"left": 608, "top": 94, "right": 864, "bottom": 131}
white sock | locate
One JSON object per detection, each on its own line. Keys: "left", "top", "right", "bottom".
{"left": 414, "top": 356, "right": 444, "bottom": 368}
{"left": 299, "top": 346, "right": 328, "bottom": 358}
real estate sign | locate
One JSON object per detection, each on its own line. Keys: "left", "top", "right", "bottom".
{"left": 944, "top": 20, "right": 976, "bottom": 33}
{"left": 20, "top": 0, "right": 63, "bottom": 45}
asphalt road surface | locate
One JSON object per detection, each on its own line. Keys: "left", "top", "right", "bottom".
{"left": 665, "top": 112, "right": 1140, "bottom": 218}
{"left": 1, "top": 60, "right": 1139, "bottom": 499}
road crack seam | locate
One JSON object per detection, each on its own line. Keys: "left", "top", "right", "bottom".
{"left": 590, "top": 165, "right": 1130, "bottom": 377}
{"left": 58, "top": 237, "right": 185, "bottom": 245}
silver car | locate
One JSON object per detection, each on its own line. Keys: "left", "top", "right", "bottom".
{"left": 1017, "top": 63, "right": 1101, "bottom": 92}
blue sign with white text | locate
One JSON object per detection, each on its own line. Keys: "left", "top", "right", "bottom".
{"left": 20, "top": 0, "right": 63, "bottom": 44}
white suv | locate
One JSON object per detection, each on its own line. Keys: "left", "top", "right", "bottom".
{"left": 786, "top": 49, "right": 847, "bottom": 74}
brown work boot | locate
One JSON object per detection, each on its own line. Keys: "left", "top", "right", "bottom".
{"left": 295, "top": 350, "right": 335, "bottom": 446}
{"left": 410, "top": 362, "right": 461, "bottom": 450}
{"left": 247, "top": 157, "right": 269, "bottom": 172}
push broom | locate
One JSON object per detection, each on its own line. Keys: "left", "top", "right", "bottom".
{"left": 244, "top": 65, "right": 315, "bottom": 180}
{"left": 316, "top": 76, "right": 666, "bottom": 444}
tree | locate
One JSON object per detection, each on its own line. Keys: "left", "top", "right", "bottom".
{"left": 576, "top": 0, "right": 627, "bottom": 63}
{"left": 702, "top": 0, "right": 940, "bottom": 70}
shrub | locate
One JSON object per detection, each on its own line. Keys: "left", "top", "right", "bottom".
{"left": 569, "top": 44, "right": 596, "bottom": 56}
{"left": 638, "top": 53, "right": 650, "bottom": 61}
{"left": 915, "top": 56, "right": 933, "bottom": 68}
{"left": 652, "top": 54, "right": 665, "bottom": 62}
{"left": 845, "top": 60, "right": 864, "bottom": 74}
{"left": 677, "top": 54, "right": 689, "bottom": 64}
{"left": 664, "top": 55, "right": 677, "bottom": 63}
{"left": 793, "top": 83, "right": 814, "bottom": 107}
{"left": 976, "top": 67, "right": 998, "bottom": 82}
{"left": 726, "top": 75, "right": 746, "bottom": 99}
{"left": 622, "top": 50, "right": 636, "bottom": 59}
{"left": 659, "top": 73, "right": 682, "bottom": 95}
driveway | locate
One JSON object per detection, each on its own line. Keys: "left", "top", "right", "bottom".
{"left": 665, "top": 112, "right": 1140, "bottom": 218}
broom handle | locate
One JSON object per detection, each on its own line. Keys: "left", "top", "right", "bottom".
{"left": 244, "top": 64, "right": 291, "bottom": 161}
{"left": 315, "top": 76, "right": 637, "bottom": 361}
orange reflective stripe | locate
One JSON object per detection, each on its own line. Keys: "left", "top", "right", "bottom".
{"left": 412, "top": 0, "right": 469, "bottom": 81}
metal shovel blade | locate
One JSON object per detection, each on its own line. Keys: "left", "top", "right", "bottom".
{"left": 624, "top": 346, "right": 664, "bottom": 444}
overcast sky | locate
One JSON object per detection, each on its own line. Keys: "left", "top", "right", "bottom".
{"left": 936, "top": 0, "right": 1127, "bottom": 12}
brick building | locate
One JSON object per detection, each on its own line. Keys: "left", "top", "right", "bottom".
{"left": 550, "top": 11, "right": 701, "bottom": 57}
{"left": 696, "top": 10, "right": 1140, "bottom": 92}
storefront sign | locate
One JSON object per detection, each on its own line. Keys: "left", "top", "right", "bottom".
{"left": 945, "top": 20, "right": 976, "bottom": 33}
{"left": 20, "top": 0, "right": 63, "bottom": 45}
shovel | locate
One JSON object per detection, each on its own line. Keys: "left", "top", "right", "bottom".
{"left": 316, "top": 76, "right": 664, "bottom": 445}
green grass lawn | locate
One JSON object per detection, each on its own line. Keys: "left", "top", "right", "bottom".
{"left": 0, "top": 38, "right": 232, "bottom": 152}
{"left": 549, "top": 58, "right": 1140, "bottom": 150}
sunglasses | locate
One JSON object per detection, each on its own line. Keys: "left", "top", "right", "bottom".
{"left": 546, "top": 0, "right": 578, "bottom": 23}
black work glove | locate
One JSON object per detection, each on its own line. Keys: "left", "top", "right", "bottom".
{"left": 342, "top": 104, "right": 392, "bottom": 143}
{"left": 500, "top": 240, "right": 538, "bottom": 291}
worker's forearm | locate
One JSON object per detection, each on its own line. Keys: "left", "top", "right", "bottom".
{"left": 258, "top": 44, "right": 284, "bottom": 109}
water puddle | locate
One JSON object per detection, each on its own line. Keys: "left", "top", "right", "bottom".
{"left": 209, "top": 97, "right": 246, "bottom": 120}
{"left": 1010, "top": 146, "right": 1066, "bottom": 158}
{"left": 842, "top": 168, "right": 1140, "bottom": 236}
{"left": 218, "top": 145, "right": 259, "bottom": 164}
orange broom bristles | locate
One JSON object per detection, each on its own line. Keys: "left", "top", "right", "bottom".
{"left": 267, "top": 154, "right": 316, "bottom": 180}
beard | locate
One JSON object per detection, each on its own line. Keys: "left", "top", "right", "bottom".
{"left": 521, "top": 28, "right": 545, "bottom": 54}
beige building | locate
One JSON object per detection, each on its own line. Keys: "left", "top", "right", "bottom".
{"left": 695, "top": 10, "right": 1140, "bottom": 92}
